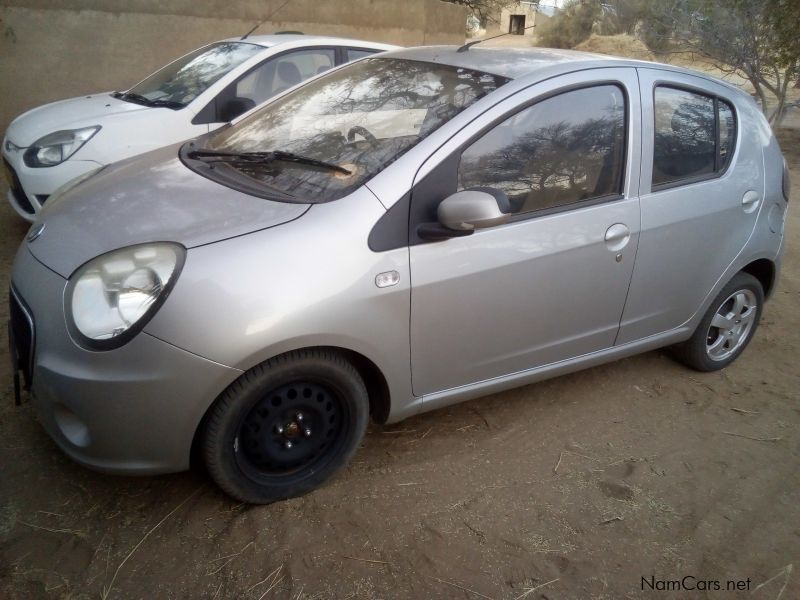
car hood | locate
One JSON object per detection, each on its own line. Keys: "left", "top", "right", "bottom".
{"left": 27, "top": 144, "right": 310, "bottom": 278}
{"left": 5, "top": 93, "right": 152, "bottom": 147}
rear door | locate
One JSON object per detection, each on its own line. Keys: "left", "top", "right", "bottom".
{"left": 409, "top": 68, "right": 643, "bottom": 396}
{"left": 616, "top": 68, "right": 764, "bottom": 344}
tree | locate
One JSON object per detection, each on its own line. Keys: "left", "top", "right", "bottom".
{"left": 600, "top": 0, "right": 650, "bottom": 35}
{"left": 441, "top": 0, "right": 513, "bottom": 27}
{"left": 645, "top": 0, "right": 799, "bottom": 126}
{"left": 764, "top": 0, "right": 800, "bottom": 88}
{"left": 537, "top": 0, "right": 602, "bottom": 49}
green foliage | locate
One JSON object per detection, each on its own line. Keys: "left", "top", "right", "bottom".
{"left": 538, "top": 0, "right": 603, "bottom": 49}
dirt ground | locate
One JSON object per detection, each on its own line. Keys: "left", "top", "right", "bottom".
{"left": 0, "top": 134, "right": 799, "bottom": 598}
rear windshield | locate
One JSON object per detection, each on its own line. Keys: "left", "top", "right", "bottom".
{"left": 193, "top": 58, "right": 508, "bottom": 202}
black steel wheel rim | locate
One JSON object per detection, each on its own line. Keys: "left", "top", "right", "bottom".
{"left": 234, "top": 381, "right": 348, "bottom": 482}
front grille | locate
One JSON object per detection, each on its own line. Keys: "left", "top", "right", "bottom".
{"left": 3, "top": 158, "right": 35, "bottom": 215}
{"left": 9, "top": 287, "right": 35, "bottom": 388}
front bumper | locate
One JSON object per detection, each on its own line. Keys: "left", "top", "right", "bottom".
{"left": 10, "top": 244, "right": 242, "bottom": 474}
{"left": 2, "top": 138, "right": 102, "bottom": 221}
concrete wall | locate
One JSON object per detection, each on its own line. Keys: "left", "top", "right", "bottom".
{"left": 499, "top": 5, "right": 538, "bottom": 36}
{"left": 0, "top": 0, "right": 467, "bottom": 132}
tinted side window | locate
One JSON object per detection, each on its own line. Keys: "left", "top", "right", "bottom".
{"left": 652, "top": 87, "right": 737, "bottom": 187}
{"left": 653, "top": 87, "right": 715, "bottom": 185}
{"left": 459, "top": 85, "right": 626, "bottom": 215}
{"left": 347, "top": 48, "right": 377, "bottom": 61}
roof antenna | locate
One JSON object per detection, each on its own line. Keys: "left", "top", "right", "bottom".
{"left": 241, "top": 0, "right": 293, "bottom": 40}
{"left": 457, "top": 23, "right": 537, "bottom": 52}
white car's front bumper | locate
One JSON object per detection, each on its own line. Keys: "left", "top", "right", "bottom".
{"left": 2, "top": 136, "right": 102, "bottom": 221}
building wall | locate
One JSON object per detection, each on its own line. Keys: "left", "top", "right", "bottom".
{"left": 0, "top": 0, "right": 467, "bottom": 132}
{"left": 499, "top": 5, "right": 539, "bottom": 36}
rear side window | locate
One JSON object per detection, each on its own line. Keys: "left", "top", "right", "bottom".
{"left": 652, "top": 86, "right": 737, "bottom": 188}
{"left": 458, "top": 85, "right": 627, "bottom": 216}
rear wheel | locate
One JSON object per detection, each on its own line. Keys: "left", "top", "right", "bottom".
{"left": 203, "top": 350, "right": 369, "bottom": 504}
{"left": 671, "top": 272, "right": 763, "bottom": 372}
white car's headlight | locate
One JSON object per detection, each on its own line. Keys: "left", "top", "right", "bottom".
{"left": 24, "top": 126, "right": 101, "bottom": 168}
{"left": 66, "top": 243, "right": 185, "bottom": 349}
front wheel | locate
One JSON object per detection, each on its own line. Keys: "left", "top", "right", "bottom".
{"left": 203, "top": 350, "right": 369, "bottom": 504}
{"left": 671, "top": 272, "right": 764, "bottom": 372}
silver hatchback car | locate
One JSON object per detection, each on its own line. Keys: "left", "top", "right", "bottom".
{"left": 10, "top": 47, "right": 789, "bottom": 503}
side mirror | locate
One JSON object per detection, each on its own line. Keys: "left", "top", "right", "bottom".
{"left": 417, "top": 188, "right": 511, "bottom": 241}
{"left": 438, "top": 188, "right": 511, "bottom": 231}
{"left": 220, "top": 97, "right": 256, "bottom": 122}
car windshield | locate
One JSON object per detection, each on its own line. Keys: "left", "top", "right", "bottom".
{"left": 126, "top": 42, "right": 263, "bottom": 107}
{"left": 198, "top": 58, "right": 508, "bottom": 202}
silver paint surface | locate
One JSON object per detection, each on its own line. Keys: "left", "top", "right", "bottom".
{"left": 29, "top": 144, "right": 309, "bottom": 277}
{"left": 9, "top": 49, "right": 786, "bottom": 473}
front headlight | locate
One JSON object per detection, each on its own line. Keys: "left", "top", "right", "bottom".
{"left": 24, "top": 126, "right": 100, "bottom": 168}
{"left": 66, "top": 243, "right": 185, "bottom": 350}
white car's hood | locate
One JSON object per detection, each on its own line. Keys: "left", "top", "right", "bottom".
{"left": 5, "top": 93, "right": 151, "bottom": 147}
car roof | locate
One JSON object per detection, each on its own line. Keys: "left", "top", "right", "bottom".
{"left": 221, "top": 33, "right": 396, "bottom": 50}
{"left": 382, "top": 45, "right": 748, "bottom": 97}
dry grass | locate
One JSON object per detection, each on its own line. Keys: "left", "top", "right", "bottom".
{"left": 574, "top": 34, "right": 655, "bottom": 61}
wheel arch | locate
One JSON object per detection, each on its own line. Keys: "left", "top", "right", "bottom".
{"left": 741, "top": 258, "right": 776, "bottom": 299}
{"left": 190, "top": 345, "right": 392, "bottom": 469}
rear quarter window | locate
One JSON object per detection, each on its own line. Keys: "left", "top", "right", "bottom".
{"left": 347, "top": 48, "right": 377, "bottom": 61}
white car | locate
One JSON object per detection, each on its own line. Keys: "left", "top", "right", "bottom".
{"left": 2, "top": 34, "right": 397, "bottom": 221}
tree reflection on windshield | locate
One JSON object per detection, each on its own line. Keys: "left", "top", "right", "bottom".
{"left": 206, "top": 58, "right": 509, "bottom": 202}
{"left": 128, "top": 42, "right": 262, "bottom": 106}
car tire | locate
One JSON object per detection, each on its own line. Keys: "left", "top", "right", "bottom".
{"left": 203, "top": 349, "right": 369, "bottom": 504}
{"left": 671, "top": 272, "right": 764, "bottom": 372}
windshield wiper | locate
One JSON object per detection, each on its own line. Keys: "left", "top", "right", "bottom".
{"left": 113, "top": 91, "right": 184, "bottom": 109}
{"left": 188, "top": 149, "right": 352, "bottom": 176}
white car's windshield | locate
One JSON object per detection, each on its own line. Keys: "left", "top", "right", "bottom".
{"left": 196, "top": 58, "right": 509, "bottom": 202}
{"left": 125, "top": 42, "right": 263, "bottom": 107}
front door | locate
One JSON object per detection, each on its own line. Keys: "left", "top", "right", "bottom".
{"left": 409, "top": 69, "right": 642, "bottom": 396}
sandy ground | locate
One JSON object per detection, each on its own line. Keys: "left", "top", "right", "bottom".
{"left": 0, "top": 128, "right": 799, "bottom": 598}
